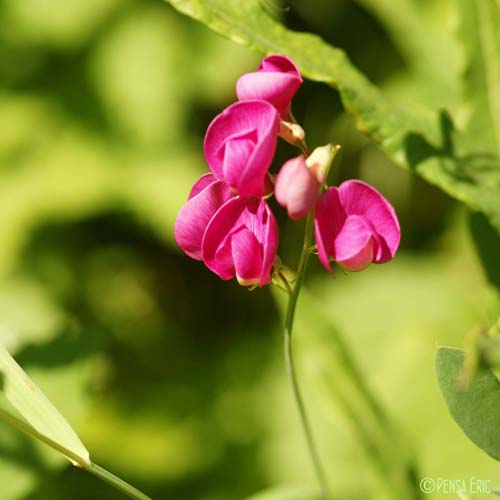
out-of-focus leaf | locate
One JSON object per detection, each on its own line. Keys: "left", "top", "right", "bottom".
{"left": 163, "top": 0, "right": 500, "bottom": 235}
{"left": 355, "top": 0, "right": 460, "bottom": 108}
{"left": 436, "top": 346, "right": 500, "bottom": 461}
{"left": 244, "top": 486, "right": 320, "bottom": 500}
{"left": 0, "top": 343, "right": 90, "bottom": 464}
{"left": 90, "top": 6, "right": 189, "bottom": 146}
{"left": 469, "top": 211, "right": 500, "bottom": 292}
{"left": 458, "top": 0, "right": 500, "bottom": 156}
{"left": 2, "top": 0, "right": 120, "bottom": 48}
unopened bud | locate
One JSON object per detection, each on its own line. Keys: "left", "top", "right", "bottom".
{"left": 279, "top": 120, "right": 305, "bottom": 147}
{"left": 275, "top": 156, "right": 320, "bottom": 221}
{"left": 306, "top": 142, "right": 341, "bottom": 184}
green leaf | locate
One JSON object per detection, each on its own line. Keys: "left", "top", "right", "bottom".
{"left": 0, "top": 342, "right": 90, "bottom": 465}
{"left": 163, "top": 0, "right": 500, "bottom": 234}
{"left": 436, "top": 346, "right": 500, "bottom": 460}
{"left": 469, "top": 211, "right": 500, "bottom": 292}
{"left": 244, "top": 486, "right": 320, "bottom": 500}
{"left": 459, "top": 0, "right": 500, "bottom": 156}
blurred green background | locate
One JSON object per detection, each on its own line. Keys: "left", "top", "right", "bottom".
{"left": 0, "top": 0, "right": 499, "bottom": 499}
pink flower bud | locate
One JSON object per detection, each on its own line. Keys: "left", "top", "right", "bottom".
{"left": 174, "top": 173, "right": 233, "bottom": 260}
{"left": 204, "top": 100, "right": 280, "bottom": 198}
{"left": 202, "top": 197, "right": 278, "bottom": 287}
{"left": 236, "top": 55, "right": 303, "bottom": 119}
{"left": 314, "top": 180, "right": 400, "bottom": 272}
{"left": 275, "top": 156, "right": 320, "bottom": 221}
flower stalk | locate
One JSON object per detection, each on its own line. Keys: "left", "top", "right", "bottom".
{"left": 283, "top": 210, "right": 332, "bottom": 500}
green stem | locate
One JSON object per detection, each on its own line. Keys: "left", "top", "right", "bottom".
{"left": 0, "top": 409, "right": 153, "bottom": 500}
{"left": 86, "top": 462, "right": 152, "bottom": 500}
{"left": 284, "top": 212, "right": 331, "bottom": 500}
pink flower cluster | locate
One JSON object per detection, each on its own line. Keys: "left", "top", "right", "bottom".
{"left": 174, "top": 55, "right": 400, "bottom": 286}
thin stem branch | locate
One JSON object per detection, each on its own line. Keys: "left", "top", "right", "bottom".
{"left": 284, "top": 212, "right": 331, "bottom": 500}
{"left": 0, "top": 408, "right": 153, "bottom": 500}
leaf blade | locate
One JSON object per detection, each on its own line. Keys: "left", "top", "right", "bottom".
{"left": 436, "top": 346, "right": 500, "bottom": 461}
{"left": 0, "top": 342, "right": 90, "bottom": 465}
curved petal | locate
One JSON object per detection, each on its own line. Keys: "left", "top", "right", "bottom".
{"left": 338, "top": 180, "right": 400, "bottom": 263}
{"left": 314, "top": 187, "right": 346, "bottom": 273}
{"left": 231, "top": 227, "right": 263, "bottom": 286}
{"left": 256, "top": 199, "right": 278, "bottom": 286}
{"left": 188, "top": 173, "right": 217, "bottom": 199}
{"left": 202, "top": 197, "right": 278, "bottom": 286}
{"left": 275, "top": 156, "right": 319, "bottom": 220}
{"left": 204, "top": 100, "right": 279, "bottom": 197}
{"left": 174, "top": 178, "right": 232, "bottom": 261}
{"left": 236, "top": 55, "right": 302, "bottom": 116}
{"left": 202, "top": 197, "right": 247, "bottom": 279}
{"left": 334, "top": 215, "right": 375, "bottom": 271}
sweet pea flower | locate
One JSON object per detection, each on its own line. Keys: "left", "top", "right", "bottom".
{"left": 236, "top": 55, "right": 303, "bottom": 119}
{"left": 174, "top": 173, "right": 233, "bottom": 260}
{"left": 202, "top": 197, "right": 278, "bottom": 287}
{"left": 275, "top": 155, "right": 320, "bottom": 220}
{"left": 204, "top": 100, "right": 280, "bottom": 198}
{"left": 314, "top": 180, "right": 400, "bottom": 272}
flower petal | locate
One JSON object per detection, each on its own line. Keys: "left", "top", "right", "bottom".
{"left": 202, "top": 197, "right": 278, "bottom": 286}
{"left": 236, "top": 55, "right": 302, "bottom": 117}
{"left": 314, "top": 187, "right": 346, "bottom": 273}
{"left": 334, "top": 215, "right": 375, "bottom": 271}
{"left": 275, "top": 156, "right": 319, "bottom": 220}
{"left": 174, "top": 176, "right": 232, "bottom": 260}
{"left": 338, "top": 180, "right": 400, "bottom": 263}
{"left": 204, "top": 100, "right": 279, "bottom": 198}
{"left": 188, "top": 173, "right": 217, "bottom": 199}
{"left": 231, "top": 227, "right": 263, "bottom": 286}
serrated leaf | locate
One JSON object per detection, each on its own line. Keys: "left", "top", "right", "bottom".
{"left": 163, "top": 0, "right": 500, "bottom": 234}
{"left": 0, "top": 342, "right": 90, "bottom": 465}
{"left": 436, "top": 346, "right": 500, "bottom": 460}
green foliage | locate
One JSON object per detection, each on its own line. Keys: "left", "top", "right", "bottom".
{"left": 0, "top": 343, "right": 89, "bottom": 463}
{"left": 164, "top": 0, "right": 500, "bottom": 233}
{"left": 436, "top": 346, "right": 500, "bottom": 461}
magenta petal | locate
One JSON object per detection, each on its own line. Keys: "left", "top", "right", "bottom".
{"left": 204, "top": 100, "right": 279, "bottom": 197}
{"left": 231, "top": 227, "right": 263, "bottom": 285}
{"left": 275, "top": 156, "right": 319, "bottom": 220}
{"left": 334, "top": 215, "right": 375, "bottom": 271}
{"left": 188, "top": 173, "right": 217, "bottom": 199}
{"left": 202, "top": 197, "right": 278, "bottom": 286}
{"left": 338, "top": 180, "right": 400, "bottom": 263}
{"left": 314, "top": 187, "right": 346, "bottom": 273}
{"left": 236, "top": 55, "right": 302, "bottom": 116}
{"left": 174, "top": 176, "right": 232, "bottom": 261}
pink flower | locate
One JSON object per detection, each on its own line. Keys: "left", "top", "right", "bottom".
{"left": 314, "top": 180, "right": 400, "bottom": 272}
{"left": 202, "top": 197, "right": 278, "bottom": 287}
{"left": 204, "top": 100, "right": 279, "bottom": 198}
{"left": 236, "top": 55, "right": 303, "bottom": 119}
{"left": 174, "top": 173, "right": 233, "bottom": 260}
{"left": 275, "top": 155, "right": 320, "bottom": 220}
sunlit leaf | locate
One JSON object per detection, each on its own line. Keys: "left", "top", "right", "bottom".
{"left": 0, "top": 342, "right": 90, "bottom": 464}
